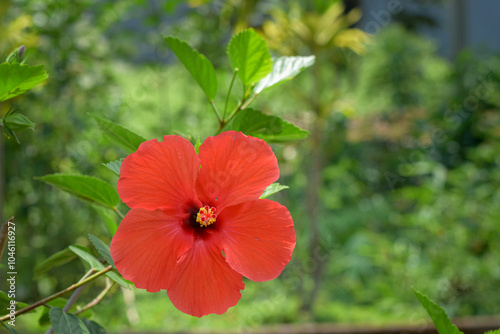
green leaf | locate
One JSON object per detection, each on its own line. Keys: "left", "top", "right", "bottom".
{"left": 260, "top": 183, "right": 289, "bottom": 199}
{"left": 82, "top": 319, "right": 107, "bottom": 334}
{"left": 0, "top": 63, "right": 48, "bottom": 101}
{"left": 0, "top": 320, "right": 19, "bottom": 334}
{"left": 102, "top": 159, "right": 123, "bottom": 176}
{"left": 105, "top": 271, "right": 130, "bottom": 289}
{"left": 88, "top": 234, "right": 115, "bottom": 269}
{"left": 40, "top": 299, "right": 93, "bottom": 326}
{"left": 69, "top": 245, "right": 105, "bottom": 270}
{"left": 69, "top": 245, "right": 130, "bottom": 289}
{"left": 2, "top": 112, "right": 35, "bottom": 132}
{"left": 485, "top": 330, "right": 500, "bottom": 334}
{"left": 36, "top": 174, "right": 119, "bottom": 210}
{"left": 413, "top": 288, "right": 463, "bottom": 334}
{"left": 231, "top": 109, "right": 308, "bottom": 143}
{"left": 227, "top": 29, "right": 273, "bottom": 87}
{"left": 49, "top": 307, "right": 90, "bottom": 334}
{"left": 39, "top": 298, "right": 68, "bottom": 326}
{"left": 254, "top": 56, "right": 315, "bottom": 94}
{"left": 34, "top": 248, "right": 77, "bottom": 279}
{"left": 94, "top": 206, "right": 118, "bottom": 236}
{"left": 164, "top": 36, "right": 217, "bottom": 100}
{"left": 91, "top": 115, "right": 146, "bottom": 153}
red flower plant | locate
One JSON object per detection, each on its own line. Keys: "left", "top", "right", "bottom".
{"left": 110, "top": 131, "right": 296, "bottom": 317}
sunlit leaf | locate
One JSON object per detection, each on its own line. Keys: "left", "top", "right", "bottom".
{"left": 254, "top": 56, "right": 315, "bottom": 94}
{"left": 49, "top": 307, "right": 90, "bottom": 334}
{"left": 260, "top": 183, "right": 289, "bottom": 199}
{"left": 227, "top": 29, "right": 273, "bottom": 88}
{"left": 231, "top": 108, "right": 308, "bottom": 142}
{"left": 69, "top": 245, "right": 104, "bottom": 270}
{"left": 36, "top": 174, "right": 119, "bottom": 210}
{"left": 413, "top": 288, "right": 463, "bottom": 334}
{"left": 0, "top": 63, "right": 48, "bottom": 101}
{"left": 164, "top": 36, "right": 217, "bottom": 100}
{"left": 88, "top": 234, "right": 115, "bottom": 269}
{"left": 102, "top": 159, "right": 123, "bottom": 176}
{"left": 34, "top": 248, "right": 76, "bottom": 279}
{"left": 91, "top": 115, "right": 146, "bottom": 153}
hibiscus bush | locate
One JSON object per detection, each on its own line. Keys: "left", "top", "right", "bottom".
{"left": 1, "top": 28, "right": 313, "bottom": 332}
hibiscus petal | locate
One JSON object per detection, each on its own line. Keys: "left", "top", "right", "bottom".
{"left": 118, "top": 136, "right": 201, "bottom": 214}
{"left": 196, "top": 131, "right": 279, "bottom": 211}
{"left": 167, "top": 239, "right": 245, "bottom": 317}
{"left": 110, "top": 208, "right": 193, "bottom": 292}
{"left": 217, "top": 199, "right": 296, "bottom": 282}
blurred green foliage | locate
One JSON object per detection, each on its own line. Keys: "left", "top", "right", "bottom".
{"left": 1, "top": 0, "right": 500, "bottom": 332}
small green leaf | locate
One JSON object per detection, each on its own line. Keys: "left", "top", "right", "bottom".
{"left": 485, "top": 330, "right": 500, "bottom": 334}
{"left": 254, "top": 56, "right": 315, "bottom": 94}
{"left": 227, "top": 29, "right": 273, "bottom": 87}
{"left": 231, "top": 109, "right": 308, "bottom": 143}
{"left": 0, "top": 320, "right": 19, "bottom": 334}
{"left": 82, "top": 319, "right": 107, "bottom": 334}
{"left": 34, "top": 248, "right": 77, "bottom": 279}
{"left": 106, "top": 271, "right": 130, "bottom": 289}
{"left": 91, "top": 115, "right": 146, "bottom": 153}
{"left": 0, "top": 63, "right": 48, "bottom": 102}
{"left": 49, "top": 307, "right": 90, "bottom": 334}
{"left": 413, "top": 288, "right": 463, "bottom": 334}
{"left": 88, "top": 234, "right": 115, "bottom": 269}
{"left": 260, "top": 183, "right": 289, "bottom": 199}
{"left": 69, "top": 245, "right": 105, "bottom": 270}
{"left": 3, "top": 112, "right": 35, "bottom": 132}
{"left": 69, "top": 245, "right": 129, "bottom": 288}
{"left": 164, "top": 36, "right": 218, "bottom": 100}
{"left": 102, "top": 159, "right": 123, "bottom": 176}
{"left": 36, "top": 174, "right": 119, "bottom": 210}
{"left": 39, "top": 298, "right": 70, "bottom": 326}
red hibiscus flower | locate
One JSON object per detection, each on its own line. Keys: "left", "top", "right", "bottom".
{"left": 110, "top": 131, "right": 296, "bottom": 317}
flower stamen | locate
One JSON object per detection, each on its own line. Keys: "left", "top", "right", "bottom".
{"left": 196, "top": 205, "right": 217, "bottom": 227}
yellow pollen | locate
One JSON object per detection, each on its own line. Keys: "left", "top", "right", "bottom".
{"left": 196, "top": 205, "right": 217, "bottom": 227}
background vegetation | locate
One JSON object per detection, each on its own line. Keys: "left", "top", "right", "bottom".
{"left": 1, "top": 0, "right": 499, "bottom": 332}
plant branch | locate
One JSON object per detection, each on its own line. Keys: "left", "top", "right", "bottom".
{"left": 0, "top": 217, "right": 13, "bottom": 261}
{"left": 0, "top": 265, "right": 113, "bottom": 322}
{"left": 74, "top": 279, "right": 114, "bottom": 316}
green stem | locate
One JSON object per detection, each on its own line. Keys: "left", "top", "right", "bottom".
{"left": 113, "top": 207, "right": 125, "bottom": 220}
{"left": 0, "top": 266, "right": 113, "bottom": 322}
{"left": 223, "top": 70, "right": 239, "bottom": 120}
{"left": 209, "top": 100, "right": 222, "bottom": 123}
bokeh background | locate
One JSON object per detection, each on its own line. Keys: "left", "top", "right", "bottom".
{"left": 1, "top": 0, "right": 500, "bottom": 332}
